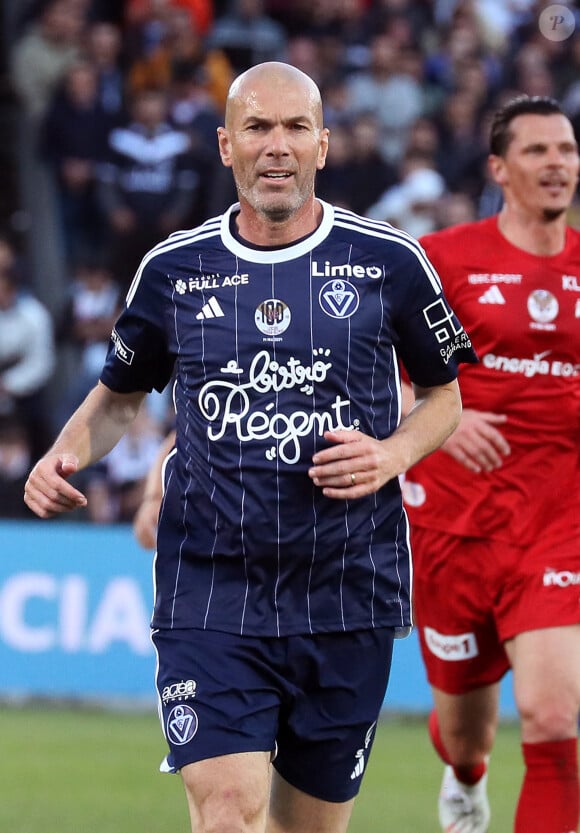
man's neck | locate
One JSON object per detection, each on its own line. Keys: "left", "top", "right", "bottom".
{"left": 496, "top": 206, "right": 568, "bottom": 256}
{"left": 235, "top": 198, "right": 323, "bottom": 247}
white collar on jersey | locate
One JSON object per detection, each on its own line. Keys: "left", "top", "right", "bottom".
{"left": 220, "top": 200, "right": 335, "bottom": 263}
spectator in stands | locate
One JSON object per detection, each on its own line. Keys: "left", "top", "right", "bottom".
{"left": 453, "top": 55, "right": 494, "bottom": 115}
{"left": 424, "top": 8, "right": 502, "bottom": 100}
{"left": 205, "top": 0, "right": 288, "bottom": 75}
{"left": 283, "top": 34, "right": 326, "bottom": 86}
{"left": 167, "top": 62, "right": 223, "bottom": 148}
{"left": 345, "top": 31, "right": 424, "bottom": 164}
{"left": 433, "top": 189, "right": 477, "bottom": 230}
{"left": 367, "top": 0, "right": 434, "bottom": 43}
{"left": 10, "top": 0, "right": 87, "bottom": 124}
{"left": 0, "top": 416, "right": 34, "bottom": 519}
{"left": 406, "top": 115, "right": 441, "bottom": 159}
{"left": 316, "top": 33, "right": 352, "bottom": 90}
{"left": 317, "top": 112, "right": 399, "bottom": 218}
{"left": 123, "top": 0, "right": 178, "bottom": 65}
{"left": 166, "top": 61, "right": 233, "bottom": 223}
{"left": 315, "top": 122, "right": 355, "bottom": 210}
{"left": 513, "top": 42, "right": 557, "bottom": 99}
{"left": 127, "top": 4, "right": 233, "bottom": 111}
{"left": 0, "top": 246, "right": 56, "bottom": 463}
{"left": 96, "top": 87, "right": 199, "bottom": 288}
{"left": 321, "top": 73, "right": 353, "bottom": 127}
{"left": 124, "top": 0, "right": 214, "bottom": 44}
{"left": 561, "top": 35, "right": 580, "bottom": 141}
{"left": 366, "top": 150, "right": 446, "bottom": 237}
{"left": 295, "top": 0, "right": 373, "bottom": 73}
{"left": 434, "top": 89, "right": 488, "bottom": 198}
{"left": 84, "top": 20, "right": 127, "bottom": 123}
{"left": 349, "top": 112, "right": 399, "bottom": 216}
{"left": 40, "top": 59, "right": 112, "bottom": 269}
{"left": 57, "top": 254, "right": 122, "bottom": 423}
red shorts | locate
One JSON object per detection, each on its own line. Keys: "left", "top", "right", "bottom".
{"left": 411, "top": 523, "right": 580, "bottom": 695}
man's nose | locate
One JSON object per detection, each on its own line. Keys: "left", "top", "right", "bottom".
{"left": 267, "top": 125, "right": 291, "bottom": 154}
{"left": 546, "top": 146, "right": 568, "bottom": 165}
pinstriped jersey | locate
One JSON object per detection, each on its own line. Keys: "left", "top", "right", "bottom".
{"left": 100, "top": 201, "right": 477, "bottom": 636}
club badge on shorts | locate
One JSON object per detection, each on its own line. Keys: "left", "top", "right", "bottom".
{"left": 166, "top": 704, "right": 199, "bottom": 745}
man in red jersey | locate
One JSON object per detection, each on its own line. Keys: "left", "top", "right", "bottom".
{"left": 403, "top": 95, "right": 580, "bottom": 833}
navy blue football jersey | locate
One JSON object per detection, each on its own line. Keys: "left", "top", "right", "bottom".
{"left": 100, "top": 201, "right": 476, "bottom": 637}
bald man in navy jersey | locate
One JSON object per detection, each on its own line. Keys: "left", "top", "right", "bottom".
{"left": 25, "top": 62, "right": 476, "bottom": 833}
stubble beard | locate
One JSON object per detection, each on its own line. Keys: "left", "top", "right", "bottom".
{"left": 542, "top": 206, "right": 567, "bottom": 222}
{"left": 238, "top": 178, "right": 314, "bottom": 224}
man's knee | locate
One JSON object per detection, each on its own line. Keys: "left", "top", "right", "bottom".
{"left": 180, "top": 754, "right": 270, "bottom": 833}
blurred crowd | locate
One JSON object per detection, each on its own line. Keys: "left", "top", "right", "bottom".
{"left": 1, "top": 0, "right": 579, "bottom": 522}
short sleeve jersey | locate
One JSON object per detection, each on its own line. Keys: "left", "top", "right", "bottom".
{"left": 100, "top": 201, "right": 476, "bottom": 636}
{"left": 405, "top": 216, "right": 580, "bottom": 546}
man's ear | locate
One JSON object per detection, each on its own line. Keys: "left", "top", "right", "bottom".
{"left": 316, "top": 127, "right": 330, "bottom": 171}
{"left": 217, "top": 127, "right": 233, "bottom": 168}
{"left": 488, "top": 153, "right": 507, "bottom": 187}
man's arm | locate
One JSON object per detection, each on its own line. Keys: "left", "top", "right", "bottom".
{"left": 308, "top": 380, "right": 462, "bottom": 499}
{"left": 133, "top": 429, "right": 176, "bottom": 549}
{"left": 24, "top": 382, "right": 147, "bottom": 518}
{"left": 401, "top": 380, "right": 510, "bottom": 473}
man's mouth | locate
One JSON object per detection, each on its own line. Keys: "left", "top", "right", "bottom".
{"left": 261, "top": 171, "right": 292, "bottom": 180}
{"left": 540, "top": 175, "right": 568, "bottom": 189}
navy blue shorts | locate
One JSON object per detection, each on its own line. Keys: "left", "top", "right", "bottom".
{"left": 152, "top": 626, "right": 395, "bottom": 802}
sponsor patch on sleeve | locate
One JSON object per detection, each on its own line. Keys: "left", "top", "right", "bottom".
{"left": 111, "top": 328, "right": 135, "bottom": 365}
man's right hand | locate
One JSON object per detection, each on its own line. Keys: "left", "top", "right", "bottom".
{"left": 442, "top": 409, "right": 510, "bottom": 473}
{"left": 24, "top": 454, "right": 88, "bottom": 518}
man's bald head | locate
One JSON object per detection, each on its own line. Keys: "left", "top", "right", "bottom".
{"left": 224, "top": 62, "right": 324, "bottom": 131}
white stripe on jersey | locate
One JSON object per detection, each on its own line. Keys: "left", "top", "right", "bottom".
{"left": 333, "top": 207, "right": 443, "bottom": 294}
{"left": 126, "top": 217, "right": 222, "bottom": 307}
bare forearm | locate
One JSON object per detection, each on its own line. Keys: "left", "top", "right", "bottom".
{"left": 50, "top": 382, "right": 146, "bottom": 469}
{"left": 391, "top": 380, "right": 462, "bottom": 473}
{"left": 25, "top": 383, "right": 148, "bottom": 519}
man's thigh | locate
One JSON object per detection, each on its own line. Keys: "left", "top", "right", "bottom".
{"left": 412, "top": 527, "right": 509, "bottom": 694}
{"left": 269, "top": 769, "right": 355, "bottom": 833}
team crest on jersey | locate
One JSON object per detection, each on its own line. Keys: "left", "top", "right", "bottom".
{"left": 255, "top": 298, "right": 291, "bottom": 337}
{"left": 527, "top": 289, "right": 559, "bottom": 330}
{"left": 318, "top": 280, "right": 360, "bottom": 319}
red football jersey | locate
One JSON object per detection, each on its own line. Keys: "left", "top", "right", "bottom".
{"left": 405, "top": 216, "right": 580, "bottom": 545}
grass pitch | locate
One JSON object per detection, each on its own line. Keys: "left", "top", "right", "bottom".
{"left": 0, "top": 705, "right": 521, "bottom": 832}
